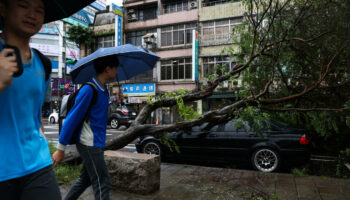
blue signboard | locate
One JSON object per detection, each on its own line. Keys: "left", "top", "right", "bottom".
{"left": 122, "top": 83, "right": 156, "bottom": 96}
{"left": 71, "top": 10, "right": 92, "bottom": 26}
{"left": 51, "top": 61, "right": 58, "bottom": 69}
{"left": 90, "top": 2, "right": 105, "bottom": 10}
{"left": 112, "top": 3, "right": 123, "bottom": 46}
{"left": 39, "top": 27, "right": 59, "bottom": 35}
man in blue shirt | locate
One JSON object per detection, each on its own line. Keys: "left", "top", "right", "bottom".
{"left": 0, "top": 0, "right": 61, "bottom": 199}
{"left": 53, "top": 55, "right": 119, "bottom": 200}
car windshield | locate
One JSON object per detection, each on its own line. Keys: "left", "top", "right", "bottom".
{"left": 124, "top": 105, "right": 137, "bottom": 112}
{"left": 271, "top": 120, "right": 289, "bottom": 128}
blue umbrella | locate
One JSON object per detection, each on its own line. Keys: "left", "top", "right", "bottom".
{"left": 70, "top": 44, "right": 160, "bottom": 84}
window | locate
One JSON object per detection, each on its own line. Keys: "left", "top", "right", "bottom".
{"left": 128, "top": 69, "right": 154, "bottom": 83}
{"left": 202, "top": 18, "right": 241, "bottom": 42}
{"left": 161, "top": 23, "right": 197, "bottom": 46}
{"left": 126, "top": 29, "right": 157, "bottom": 47}
{"left": 127, "top": 5, "right": 157, "bottom": 22}
{"left": 202, "top": 0, "right": 239, "bottom": 7}
{"left": 163, "top": 1, "right": 189, "bottom": 14}
{"left": 202, "top": 56, "right": 235, "bottom": 76}
{"left": 224, "top": 121, "right": 251, "bottom": 132}
{"left": 97, "top": 35, "right": 115, "bottom": 48}
{"left": 161, "top": 58, "right": 192, "bottom": 80}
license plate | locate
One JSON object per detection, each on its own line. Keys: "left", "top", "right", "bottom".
{"left": 132, "top": 112, "right": 136, "bottom": 115}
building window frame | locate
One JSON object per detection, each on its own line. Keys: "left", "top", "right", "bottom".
{"left": 97, "top": 35, "right": 115, "bottom": 48}
{"left": 161, "top": 58, "right": 192, "bottom": 81}
{"left": 161, "top": 23, "right": 197, "bottom": 47}
{"left": 163, "top": 1, "right": 189, "bottom": 14}
{"left": 126, "top": 29, "right": 157, "bottom": 47}
{"left": 202, "top": 18, "right": 241, "bottom": 42}
{"left": 202, "top": 56, "right": 235, "bottom": 77}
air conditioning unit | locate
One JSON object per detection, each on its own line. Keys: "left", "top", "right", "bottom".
{"left": 142, "top": 33, "right": 157, "bottom": 48}
{"left": 144, "top": 37, "right": 154, "bottom": 44}
{"left": 190, "top": 1, "right": 198, "bottom": 9}
{"left": 128, "top": 13, "right": 137, "bottom": 21}
{"left": 127, "top": 8, "right": 135, "bottom": 14}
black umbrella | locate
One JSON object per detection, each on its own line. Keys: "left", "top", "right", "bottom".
{"left": 44, "top": 0, "right": 95, "bottom": 23}
{"left": 1, "top": 0, "right": 95, "bottom": 77}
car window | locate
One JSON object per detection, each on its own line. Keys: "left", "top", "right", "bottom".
{"left": 207, "top": 124, "right": 219, "bottom": 132}
{"left": 125, "top": 105, "right": 137, "bottom": 112}
{"left": 263, "top": 120, "right": 288, "bottom": 131}
{"left": 224, "top": 121, "right": 251, "bottom": 132}
{"left": 192, "top": 122, "right": 209, "bottom": 131}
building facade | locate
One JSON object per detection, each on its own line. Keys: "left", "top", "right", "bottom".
{"left": 198, "top": 0, "right": 244, "bottom": 113}
{"left": 123, "top": 0, "right": 200, "bottom": 124}
{"left": 31, "top": 1, "right": 107, "bottom": 114}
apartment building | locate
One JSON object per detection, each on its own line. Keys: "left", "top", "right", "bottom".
{"left": 31, "top": 1, "right": 106, "bottom": 113}
{"left": 123, "top": 0, "right": 199, "bottom": 124}
{"left": 198, "top": 0, "right": 244, "bottom": 112}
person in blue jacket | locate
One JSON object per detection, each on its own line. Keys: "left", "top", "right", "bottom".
{"left": 0, "top": 0, "right": 61, "bottom": 199}
{"left": 52, "top": 55, "right": 119, "bottom": 200}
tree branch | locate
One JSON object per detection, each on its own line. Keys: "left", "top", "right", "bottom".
{"left": 261, "top": 106, "right": 346, "bottom": 112}
{"left": 259, "top": 41, "right": 350, "bottom": 104}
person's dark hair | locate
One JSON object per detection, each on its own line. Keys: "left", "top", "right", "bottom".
{"left": 93, "top": 55, "right": 119, "bottom": 74}
{"left": 1, "top": 0, "right": 46, "bottom": 6}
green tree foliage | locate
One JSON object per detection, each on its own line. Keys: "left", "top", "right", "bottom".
{"left": 226, "top": 0, "right": 350, "bottom": 153}
{"left": 66, "top": 25, "right": 95, "bottom": 48}
{"left": 99, "top": 1, "right": 350, "bottom": 165}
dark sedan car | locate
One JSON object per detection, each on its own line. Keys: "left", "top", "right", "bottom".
{"left": 136, "top": 119, "right": 310, "bottom": 172}
{"left": 108, "top": 104, "right": 137, "bottom": 129}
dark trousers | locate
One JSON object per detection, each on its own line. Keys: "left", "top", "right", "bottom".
{"left": 0, "top": 165, "right": 61, "bottom": 200}
{"left": 64, "top": 143, "right": 110, "bottom": 200}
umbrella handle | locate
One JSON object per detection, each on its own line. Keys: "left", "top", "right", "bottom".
{"left": 4, "top": 44, "right": 23, "bottom": 77}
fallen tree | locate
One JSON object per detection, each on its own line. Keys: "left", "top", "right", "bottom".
{"left": 66, "top": 0, "right": 350, "bottom": 162}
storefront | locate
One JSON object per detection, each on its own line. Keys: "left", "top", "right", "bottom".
{"left": 121, "top": 83, "right": 156, "bottom": 123}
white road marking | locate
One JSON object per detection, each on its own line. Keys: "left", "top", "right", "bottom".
{"left": 44, "top": 131, "right": 58, "bottom": 135}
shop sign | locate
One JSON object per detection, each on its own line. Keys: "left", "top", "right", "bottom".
{"left": 66, "top": 48, "right": 80, "bottom": 59}
{"left": 38, "top": 27, "right": 59, "bottom": 35}
{"left": 128, "top": 97, "right": 151, "bottom": 104}
{"left": 112, "top": 3, "right": 123, "bottom": 17}
{"left": 30, "top": 43, "right": 59, "bottom": 56}
{"left": 52, "top": 78, "right": 77, "bottom": 96}
{"left": 122, "top": 83, "right": 156, "bottom": 97}
{"left": 90, "top": 1, "right": 106, "bottom": 10}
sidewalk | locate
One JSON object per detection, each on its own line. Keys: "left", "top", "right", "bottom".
{"left": 60, "top": 163, "right": 350, "bottom": 200}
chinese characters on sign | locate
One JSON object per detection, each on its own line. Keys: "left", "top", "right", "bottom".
{"left": 121, "top": 83, "right": 156, "bottom": 97}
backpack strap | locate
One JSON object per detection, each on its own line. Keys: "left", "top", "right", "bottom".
{"left": 32, "top": 48, "right": 52, "bottom": 81}
{"left": 81, "top": 81, "right": 98, "bottom": 122}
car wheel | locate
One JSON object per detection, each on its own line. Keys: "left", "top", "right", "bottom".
{"left": 251, "top": 148, "right": 280, "bottom": 172}
{"left": 50, "top": 116, "right": 55, "bottom": 124}
{"left": 142, "top": 141, "right": 161, "bottom": 156}
{"left": 110, "top": 118, "right": 119, "bottom": 129}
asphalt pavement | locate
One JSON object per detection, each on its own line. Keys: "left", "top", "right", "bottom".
{"left": 43, "top": 122, "right": 137, "bottom": 153}
{"left": 60, "top": 162, "right": 350, "bottom": 200}
{"left": 44, "top": 120, "right": 350, "bottom": 200}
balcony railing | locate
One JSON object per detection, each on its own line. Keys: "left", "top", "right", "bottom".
{"left": 202, "top": 0, "right": 240, "bottom": 7}
{"left": 200, "top": 33, "right": 235, "bottom": 45}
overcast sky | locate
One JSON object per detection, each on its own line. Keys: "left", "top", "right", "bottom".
{"left": 106, "top": 0, "right": 123, "bottom": 6}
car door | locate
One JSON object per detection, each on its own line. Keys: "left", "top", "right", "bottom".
{"left": 221, "top": 120, "right": 264, "bottom": 161}
{"left": 172, "top": 123, "right": 215, "bottom": 160}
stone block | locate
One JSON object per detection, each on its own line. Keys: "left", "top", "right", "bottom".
{"left": 104, "top": 150, "right": 160, "bottom": 195}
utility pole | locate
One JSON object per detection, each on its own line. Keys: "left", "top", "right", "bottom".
{"left": 58, "top": 21, "right": 66, "bottom": 133}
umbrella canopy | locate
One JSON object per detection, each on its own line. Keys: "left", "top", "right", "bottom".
{"left": 44, "top": 0, "right": 95, "bottom": 23}
{"left": 70, "top": 44, "right": 160, "bottom": 84}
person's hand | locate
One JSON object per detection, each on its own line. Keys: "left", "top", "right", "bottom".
{"left": 52, "top": 150, "right": 65, "bottom": 166}
{"left": 0, "top": 48, "right": 18, "bottom": 93}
